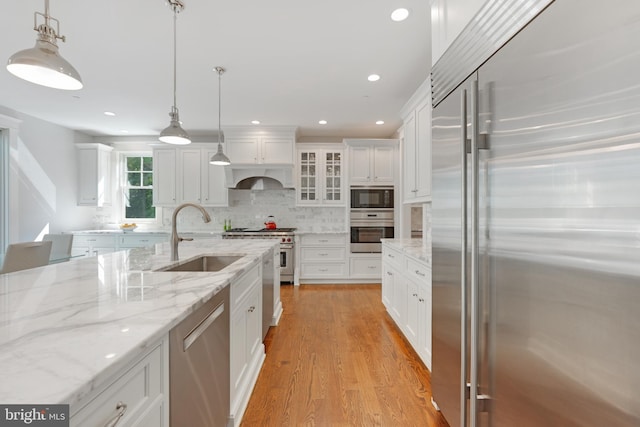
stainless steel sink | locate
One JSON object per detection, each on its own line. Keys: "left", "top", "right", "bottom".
{"left": 156, "top": 255, "right": 243, "bottom": 272}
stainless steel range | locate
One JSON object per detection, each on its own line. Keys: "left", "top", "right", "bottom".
{"left": 222, "top": 228, "right": 295, "bottom": 283}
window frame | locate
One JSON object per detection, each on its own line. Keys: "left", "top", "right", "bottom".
{"left": 120, "top": 152, "right": 157, "bottom": 223}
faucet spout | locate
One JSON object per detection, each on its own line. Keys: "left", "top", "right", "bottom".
{"left": 170, "top": 203, "right": 212, "bottom": 261}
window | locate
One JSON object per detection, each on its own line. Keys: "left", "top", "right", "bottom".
{"left": 123, "top": 155, "right": 155, "bottom": 220}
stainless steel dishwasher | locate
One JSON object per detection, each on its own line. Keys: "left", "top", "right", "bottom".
{"left": 170, "top": 285, "right": 230, "bottom": 427}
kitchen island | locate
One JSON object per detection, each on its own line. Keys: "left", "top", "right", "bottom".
{"left": 0, "top": 238, "right": 279, "bottom": 425}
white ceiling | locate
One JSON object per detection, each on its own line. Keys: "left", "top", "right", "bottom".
{"left": 0, "top": 0, "right": 430, "bottom": 140}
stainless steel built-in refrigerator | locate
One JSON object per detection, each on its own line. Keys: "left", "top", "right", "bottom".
{"left": 431, "top": 1, "right": 640, "bottom": 426}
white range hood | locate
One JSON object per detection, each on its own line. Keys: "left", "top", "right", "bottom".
{"left": 224, "top": 165, "right": 295, "bottom": 189}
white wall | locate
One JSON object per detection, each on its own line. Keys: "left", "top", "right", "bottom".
{"left": 0, "top": 106, "right": 95, "bottom": 243}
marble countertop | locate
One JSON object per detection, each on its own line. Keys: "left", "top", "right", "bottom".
{"left": 381, "top": 238, "right": 431, "bottom": 265}
{"left": 0, "top": 238, "right": 278, "bottom": 406}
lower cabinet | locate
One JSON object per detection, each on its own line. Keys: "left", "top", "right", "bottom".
{"left": 72, "top": 233, "right": 169, "bottom": 257}
{"left": 297, "top": 233, "right": 348, "bottom": 283}
{"left": 349, "top": 254, "right": 382, "bottom": 280}
{"left": 229, "top": 263, "right": 265, "bottom": 427}
{"left": 70, "top": 336, "right": 169, "bottom": 427}
{"left": 382, "top": 242, "right": 432, "bottom": 370}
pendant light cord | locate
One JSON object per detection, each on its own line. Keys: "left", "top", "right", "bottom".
{"left": 218, "top": 69, "right": 222, "bottom": 141}
{"left": 172, "top": 7, "right": 178, "bottom": 109}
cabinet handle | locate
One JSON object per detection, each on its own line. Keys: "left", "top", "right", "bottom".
{"left": 319, "top": 253, "right": 328, "bottom": 256}
{"left": 388, "top": 253, "right": 395, "bottom": 258}
{"left": 387, "top": 271, "right": 393, "bottom": 276}
{"left": 368, "top": 266, "right": 376, "bottom": 269}
{"left": 319, "top": 268, "right": 328, "bottom": 272}
{"left": 415, "top": 270, "right": 426, "bottom": 277}
{"left": 319, "top": 239, "right": 328, "bottom": 243}
{"left": 183, "top": 302, "right": 225, "bottom": 351}
{"left": 248, "top": 306, "right": 256, "bottom": 313}
{"left": 413, "top": 293, "right": 418, "bottom": 297}
{"left": 104, "top": 401, "right": 127, "bottom": 427}
{"left": 419, "top": 298, "right": 425, "bottom": 303}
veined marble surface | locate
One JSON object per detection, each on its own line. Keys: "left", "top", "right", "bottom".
{"left": 381, "top": 238, "right": 432, "bottom": 265}
{"left": 0, "top": 238, "right": 277, "bottom": 406}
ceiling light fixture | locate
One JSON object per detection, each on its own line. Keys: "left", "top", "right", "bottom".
{"left": 319, "top": 120, "right": 328, "bottom": 125}
{"left": 251, "top": 120, "right": 260, "bottom": 125}
{"left": 210, "top": 66, "right": 231, "bottom": 166}
{"left": 6, "top": 0, "right": 83, "bottom": 90}
{"left": 159, "top": 1, "right": 191, "bottom": 145}
{"left": 391, "top": 8, "right": 410, "bottom": 22}
{"left": 368, "top": 74, "right": 381, "bottom": 82}
{"left": 104, "top": 111, "right": 116, "bottom": 116}
{"left": 376, "top": 120, "right": 385, "bottom": 125}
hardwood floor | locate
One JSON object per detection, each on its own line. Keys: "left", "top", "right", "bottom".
{"left": 240, "top": 284, "right": 451, "bottom": 427}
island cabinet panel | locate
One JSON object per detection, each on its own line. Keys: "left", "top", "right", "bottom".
{"left": 229, "top": 263, "right": 265, "bottom": 427}
{"left": 382, "top": 242, "right": 432, "bottom": 370}
{"left": 70, "top": 336, "right": 169, "bottom": 427}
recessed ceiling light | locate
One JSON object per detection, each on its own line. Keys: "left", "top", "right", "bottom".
{"left": 105, "top": 353, "right": 116, "bottom": 359}
{"left": 120, "top": 130, "right": 129, "bottom": 133}
{"left": 376, "top": 120, "right": 385, "bottom": 125}
{"left": 251, "top": 120, "right": 260, "bottom": 125}
{"left": 104, "top": 111, "right": 116, "bottom": 116}
{"left": 391, "top": 8, "right": 409, "bottom": 22}
{"left": 368, "top": 74, "right": 381, "bottom": 82}
{"left": 319, "top": 120, "right": 327, "bottom": 125}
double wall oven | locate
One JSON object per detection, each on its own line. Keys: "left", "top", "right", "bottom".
{"left": 221, "top": 228, "right": 295, "bottom": 283}
{"left": 350, "top": 186, "right": 394, "bottom": 253}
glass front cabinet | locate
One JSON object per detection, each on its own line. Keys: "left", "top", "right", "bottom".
{"left": 296, "top": 144, "right": 344, "bottom": 206}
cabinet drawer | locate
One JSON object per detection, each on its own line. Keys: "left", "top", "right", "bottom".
{"left": 300, "top": 234, "right": 346, "bottom": 246}
{"left": 300, "top": 246, "right": 346, "bottom": 262}
{"left": 71, "top": 342, "right": 164, "bottom": 427}
{"left": 406, "top": 257, "right": 430, "bottom": 282}
{"left": 73, "top": 234, "right": 115, "bottom": 247}
{"left": 119, "top": 234, "right": 168, "bottom": 248}
{"left": 382, "top": 245, "right": 403, "bottom": 268}
{"left": 231, "top": 264, "right": 260, "bottom": 309}
{"left": 300, "top": 263, "right": 347, "bottom": 278}
{"left": 350, "top": 258, "right": 382, "bottom": 277}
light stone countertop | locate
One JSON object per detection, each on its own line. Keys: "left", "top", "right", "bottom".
{"left": 381, "top": 238, "right": 432, "bottom": 265}
{"left": 0, "top": 238, "right": 278, "bottom": 406}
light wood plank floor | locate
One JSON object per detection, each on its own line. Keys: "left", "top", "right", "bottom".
{"left": 240, "top": 284, "right": 451, "bottom": 427}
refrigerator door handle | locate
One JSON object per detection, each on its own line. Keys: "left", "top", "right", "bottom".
{"left": 460, "top": 88, "right": 470, "bottom": 427}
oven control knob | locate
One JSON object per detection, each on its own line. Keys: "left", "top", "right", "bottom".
{"left": 281, "top": 237, "right": 286, "bottom": 243}
{"left": 286, "top": 237, "right": 292, "bottom": 242}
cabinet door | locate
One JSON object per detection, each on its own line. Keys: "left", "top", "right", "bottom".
{"left": 261, "top": 137, "right": 294, "bottom": 163}
{"left": 391, "top": 268, "right": 407, "bottom": 326}
{"left": 246, "top": 284, "right": 262, "bottom": 363}
{"left": 230, "top": 306, "right": 248, "bottom": 400}
{"left": 372, "top": 146, "right": 395, "bottom": 183}
{"left": 179, "top": 149, "right": 202, "bottom": 203}
{"left": 202, "top": 149, "right": 228, "bottom": 206}
{"left": 349, "top": 146, "right": 372, "bottom": 183}
{"left": 418, "top": 278, "right": 432, "bottom": 369}
{"left": 323, "top": 150, "right": 343, "bottom": 204}
{"left": 227, "top": 136, "right": 260, "bottom": 164}
{"left": 77, "top": 148, "right": 98, "bottom": 205}
{"left": 297, "top": 150, "right": 319, "bottom": 204}
{"left": 405, "top": 278, "right": 420, "bottom": 347}
{"left": 382, "top": 264, "right": 395, "bottom": 310}
{"left": 153, "top": 149, "right": 177, "bottom": 206}
{"left": 403, "top": 112, "right": 418, "bottom": 201}
{"left": 415, "top": 100, "right": 432, "bottom": 199}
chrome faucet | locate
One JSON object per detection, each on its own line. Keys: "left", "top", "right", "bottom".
{"left": 170, "top": 203, "right": 212, "bottom": 261}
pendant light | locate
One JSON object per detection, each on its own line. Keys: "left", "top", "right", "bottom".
{"left": 6, "top": 0, "right": 83, "bottom": 90}
{"left": 210, "top": 66, "right": 231, "bottom": 165}
{"left": 159, "top": 1, "right": 191, "bottom": 145}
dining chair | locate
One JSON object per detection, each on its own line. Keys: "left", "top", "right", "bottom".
{"left": 0, "top": 241, "right": 53, "bottom": 274}
{"left": 42, "top": 233, "right": 74, "bottom": 263}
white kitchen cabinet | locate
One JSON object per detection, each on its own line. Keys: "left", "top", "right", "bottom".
{"left": 72, "top": 232, "right": 169, "bottom": 257}
{"left": 349, "top": 254, "right": 382, "bottom": 280}
{"left": 76, "top": 143, "right": 113, "bottom": 206}
{"left": 229, "top": 263, "right": 265, "bottom": 427}
{"left": 225, "top": 127, "right": 295, "bottom": 164}
{"left": 152, "top": 144, "right": 228, "bottom": 207}
{"left": 118, "top": 233, "right": 168, "bottom": 248}
{"left": 296, "top": 144, "right": 344, "bottom": 206}
{"left": 382, "top": 242, "right": 432, "bottom": 369}
{"left": 344, "top": 139, "right": 397, "bottom": 185}
{"left": 402, "top": 91, "right": 432, "bottom": 203}
{"left": 297, "top": 233, "right": 348, "bottom": 284}
{"left": 70, "top": 336, "right": 169, "bottom": 427}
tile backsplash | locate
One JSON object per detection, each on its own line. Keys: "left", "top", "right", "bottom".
{"left": 161, "top": 189, "right": 347, "bottom": 233}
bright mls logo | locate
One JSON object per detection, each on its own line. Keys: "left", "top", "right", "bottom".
{"left": 0, "top": 405, "right": 69, "bottom": 427}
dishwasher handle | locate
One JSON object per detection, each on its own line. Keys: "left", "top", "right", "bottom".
{"left": 183, "top": 302, "right": 225, "bottom": 351}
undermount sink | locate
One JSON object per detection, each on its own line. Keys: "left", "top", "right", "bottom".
{"left": 156, "top": 255, "right": 243, "bottom": 272}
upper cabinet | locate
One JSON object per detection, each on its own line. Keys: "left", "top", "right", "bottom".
{"left": 225, "top": 127, "right": 296, "bottom": 165}
{"left": 76, "top": 143, "right": 113, "bottom": 206}
{"left": 400, "top": 78, "right": 432, "bottom": 203}
{"left": 296, "top": 144, "right": 344, "bottom": 206}
{"left": 344, "top": 139, "right": 397, "bottom": 185}
{"left": 430, "top": 0, "right": 486, "bottom": 65}
{"left": 152, "top": 144, "right": 228, "bottom": 207}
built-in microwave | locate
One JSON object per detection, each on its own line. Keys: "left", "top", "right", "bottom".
{"left": 350, "top": 186, "right": 394, "bottom": 209}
